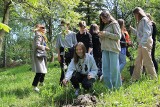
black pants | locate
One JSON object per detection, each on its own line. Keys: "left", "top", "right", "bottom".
{"left": 32, "top": 73, "right": 45, "bottom": 87}
{"left": 151, "top": 41, "right": 158, "bottom": 73}
{"left": 94, "top": 56, "right": 102, "bottom": 77}
{"left": 126, "top": 46, "right": 133, "bottom": 61}
{"left": 59, "top": 47, "right": 74, "bottom": 84}
{"left": 59, "top": 55, "right": 72, "bottom": 84}
{"left": 70, "top": 72, "right": 95, "bottom": 90}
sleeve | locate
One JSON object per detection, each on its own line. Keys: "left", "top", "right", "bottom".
{"left": 64, "top": 59, "right": 76, "bottom": 81}
{"left": 36, "top": 35, "right": 45, "bottom": 50}
{"left": 130, "top": 26, "right": 137, "bottom": 36}
{"left": 88, "top": 55, "right": 98, "bottom": 78}
{"left": 72, "top": 32, "right": 78, "bottom": 46}
{"left": 104, "top": 23, "right": 121, "bottom": 40}
{"left": 140, "top": 19, "right": 152, "bottom": 46}
{"left": 76, "top": 32, "right": 79, "bottom": 42}
{"left": 88, "top": 32, "right": 93, "bottom": 48}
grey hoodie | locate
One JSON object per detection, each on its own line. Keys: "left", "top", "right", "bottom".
{"left": 64, "top": 53, "right": 98, "bottom": 81}
{"left": 130, "top": 16, "right": 153, "bottom": 47}
{"left": 100, "top": 20, "right": 121, "bottom": 53}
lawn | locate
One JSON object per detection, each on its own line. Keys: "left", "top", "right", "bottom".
{"left": 1, "top": 42, "right": 160, "bottom": 107}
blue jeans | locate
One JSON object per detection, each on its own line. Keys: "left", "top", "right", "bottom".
{"left": 102, "top": 50, "right": 122, "bottom": 89}
{"left": 119, "top": 48, "right": 126, "bottom": 73}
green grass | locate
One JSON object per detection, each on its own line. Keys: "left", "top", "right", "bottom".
{"left": 0, "top": 62, "right": 160, "bottom": 107}
{"left": 1, "top": 42, "right": 160, "bottom": 107}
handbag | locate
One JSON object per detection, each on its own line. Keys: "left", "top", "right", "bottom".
{"left": 36, "top": 49, "right": 46, "bottom": 58}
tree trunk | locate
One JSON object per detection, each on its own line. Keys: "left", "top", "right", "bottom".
{"left": 50, "top": 52, "right": 54, "bottom": 62}
{"left": 0, "top": 0, "right": 12, "bottom": 67}
{"left": 3, "top": 36, "right": 7, "bottom": 67}
{"left": 48, "top": 18, "right": 55, "bottom": 62}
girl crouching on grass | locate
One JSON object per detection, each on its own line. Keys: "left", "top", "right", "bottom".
{"left": 62, "top": 42, "right": 98, "bottom": 96}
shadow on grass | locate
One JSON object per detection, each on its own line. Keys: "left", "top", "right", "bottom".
{"left": 53, "top": 88, "right": 75, "bottom": 107}
{"left": 0, "top": 64, "right": 32, "bottom": 76}
{"left": 31, "top": 87, "right": 76, "bottom": 107}
{"left": 52, "top": 82, "right": 108, "bottom": 107}
{"left": 1, "top": 87, "right": 31, "bottom": 99}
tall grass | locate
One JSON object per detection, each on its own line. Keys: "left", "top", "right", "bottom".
{"left": 0, "top": 62, "right": 160, "bottom": 107}
{"left": 0, "top": 42, "right": 160, "bottom": 107}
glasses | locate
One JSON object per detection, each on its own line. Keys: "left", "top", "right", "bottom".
{"left": 40, "top": 27, "right": 45, "bottom": 29}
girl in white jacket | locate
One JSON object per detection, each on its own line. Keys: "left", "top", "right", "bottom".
{"left": 130, "top": 7, "right": 157, "bottom": 81}
{"left": 62, "top": 42, "right": 98, "bottom": 96}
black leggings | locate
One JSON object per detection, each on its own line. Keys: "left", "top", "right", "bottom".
{"left": 151, "top": 42, "right": 158, "bottom": 73}
{"left": 32, "top": 73, "right": 45, "bottom": 87}
{"left": 70, "top": 72, "right": 95, "bottom": 90}
{"left": 59, "top": 55, "right": 72, "bottom": 84}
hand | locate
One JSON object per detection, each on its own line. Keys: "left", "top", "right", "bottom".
{"left": 87, "top": 74, "right": 92, "bottom": 80}
{"left": 45, "top": 46, "right": 50, "bottom": 51}
{"left": 62, "top": 79, "right": 68, "bottom": 86}
{"left": 98, "top": 31, "right": 105, "bottom": 38}
{"left": 127, "top": 41, "right": 132, "bottom": 46}
{"left": 129, "top": 25, "right": 133, "bottom": 30}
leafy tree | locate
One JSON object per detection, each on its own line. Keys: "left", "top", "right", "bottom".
{"left": 0, "top": 0, "right": 12, "bottom": 56}
{"left": 117, "top": 0, "right": 160, "bottom": 41}
{"left": 0, "top": 0, "right": 81, "bottom": 67}
{"left": 75, "top": 0, "right": 107, "bottom": 25}
{"left": 0, "top": 0, "right": 38, "bottom": 67}
{"left": 20, "top": 0, "right": 81, "bottom": 62}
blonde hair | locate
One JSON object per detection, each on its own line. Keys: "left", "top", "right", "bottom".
{"left": 33, "top": 24, "right": 45, "bottom": 32}
{"left": 34, "top": 24, "right": 48, "bottom": 42}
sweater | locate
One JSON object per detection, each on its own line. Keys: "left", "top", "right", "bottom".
{"left": 130, "top": 17, "right": 152, "bottom": 47}
{"left": 100, "top": 20, "right": 121, "bottom": 53}
{"left": 64, "top": 53, "right": 98, "bottom": 81}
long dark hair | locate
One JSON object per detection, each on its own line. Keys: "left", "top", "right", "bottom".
{"left": 133, "top": 7, "right": 146, "bottom": 22}
{"left": 89, "top": 24, "right": 99, "bottom": 35}
{"left": 73, "top": 42, "right": 86, "bottom": 64}
{"left": 99, "top": 10, "right": 115, "bottom": 31}
{"left": 117, "top": 19, "right": 125, "bottom": 30}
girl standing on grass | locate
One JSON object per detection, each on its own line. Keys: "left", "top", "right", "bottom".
{"left": 89, "top": 24, "right": 102, "bottom": 79}
{"left": 117, "top": 19, "right": 127, "bottom": 73}
{"left": 98, "top": 10, "right": 122, "bottom": 89}
{"left": 146, "top": 13, "right": 158, "bottom": 74}
{"left": 130, "top": 7, "right": 157, "bottom": 81}
{"left": 32, "top": 24, "right": 50, "bottom": 92}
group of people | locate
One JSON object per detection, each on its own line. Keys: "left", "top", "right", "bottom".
{"left": 31, "top": 7, "right": 158, "bottom": 95}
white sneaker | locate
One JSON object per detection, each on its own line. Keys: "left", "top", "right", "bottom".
{"left": 75, "top": 89, "right": 79, "bottom": 96}
{"left": 33, "top": 87, "right": 40, "bottom": 92}
{"left": 100, "top": 75, "right": 103, "bottom": 81}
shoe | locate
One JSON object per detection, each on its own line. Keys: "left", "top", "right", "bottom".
{"left": 99, "top": 75, "right": 103, "bottom": 81}
{"left": 39, "top": 82, "right": 44, "bottom": 86}
{"left": 33, "top": 87, "right": 40, "bottom": 92}
{"left": 75, "top": 89, "right": 79, "bottom": 96}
